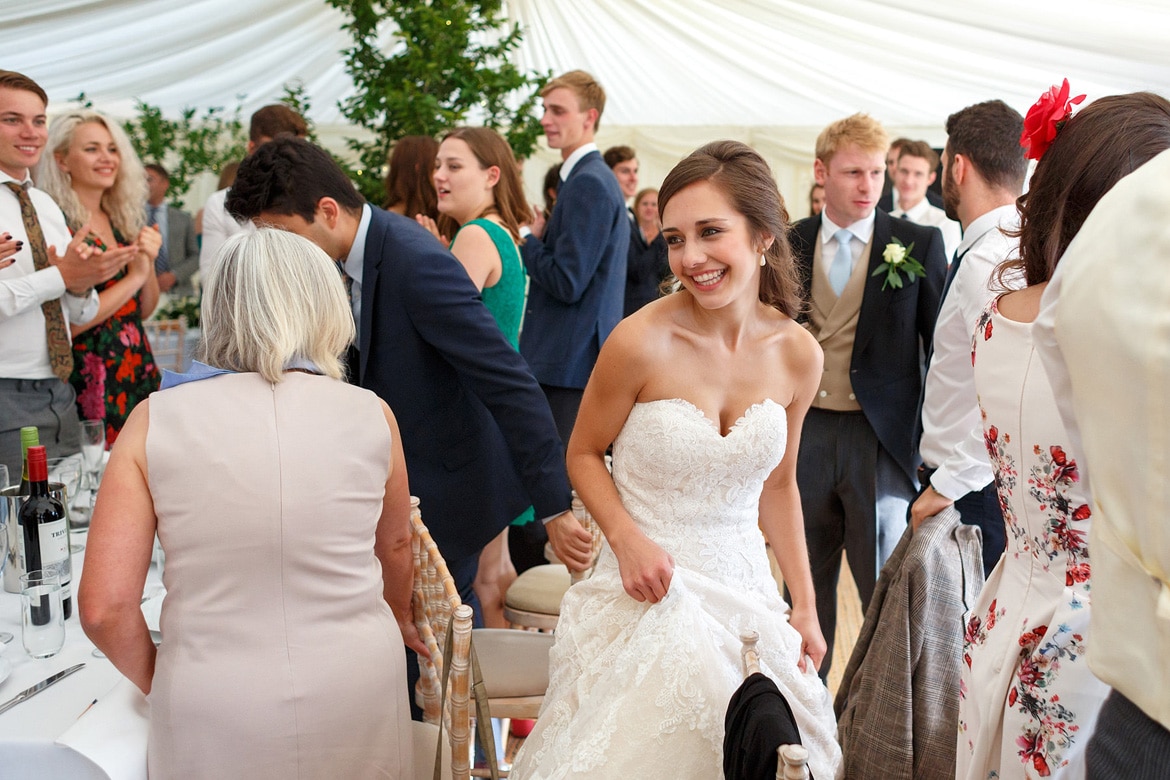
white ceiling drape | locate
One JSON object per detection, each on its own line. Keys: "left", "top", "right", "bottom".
{"left": 6, "top": 0, "right": 1169, "bottom": 211}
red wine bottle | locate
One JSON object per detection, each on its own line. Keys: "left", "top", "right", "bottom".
{"left": 19, "top": 426, "right": 39, "bottom": 496}
{"left": 19, "top": 446, "right": 72, "bottom": 622}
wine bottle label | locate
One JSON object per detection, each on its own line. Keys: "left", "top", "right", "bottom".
{"left": 19, "top": 518, "right": 71, "bottom": 596}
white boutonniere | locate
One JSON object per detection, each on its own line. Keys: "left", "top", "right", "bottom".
{"left": 873, "top": 238, "right": 926, "bottom": 290}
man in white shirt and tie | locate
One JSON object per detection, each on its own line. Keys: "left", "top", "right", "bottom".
{"left": 0, "top": 70, "right": 133, "bottom": 474}
{"left": 145, "top": 163, "right": 199, "bottom": 297}
{"left": 909, "top": 100, "right": 1027, "bottom": 576}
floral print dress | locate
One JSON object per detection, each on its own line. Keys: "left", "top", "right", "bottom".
{"left": 957, "top": 298, "right": 1108, "bottom": 779}
{"left": 70, "top": 233, "right": 159, "bottom": 445}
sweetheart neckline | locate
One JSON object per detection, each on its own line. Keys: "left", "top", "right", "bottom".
{"left": 633, "top": 397, "right": 783, "bottom": 439}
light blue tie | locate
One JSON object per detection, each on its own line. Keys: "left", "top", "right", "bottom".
{"left": 829, "top": 228, "right": 853, "bottom": 295}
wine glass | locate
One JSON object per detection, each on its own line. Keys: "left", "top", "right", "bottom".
{"left": 0, "top": 464, "right": 13, "bottom": 645}
{"left": 79, "top": 420, "right": 106, "bottom": 492}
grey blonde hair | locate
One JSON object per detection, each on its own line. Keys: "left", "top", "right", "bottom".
{"left": 35, "top": 110, "right": 147, "bottom": 238}
{"left": 199, "top": 229, "right": 355, "bottom": 383}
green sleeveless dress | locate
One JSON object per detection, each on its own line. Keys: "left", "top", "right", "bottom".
{"left": 452, "top": 218, "right": 535, "bottom": 526}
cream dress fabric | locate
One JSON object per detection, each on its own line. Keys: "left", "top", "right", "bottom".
{"left": 145, "top": 372, "right": 411, "bottom": 778}
{"left": 957, "top": 301, "right": 1106, "bottom": 779}
{"left": 511, "top": 398, "right": 841, "bottom": 780}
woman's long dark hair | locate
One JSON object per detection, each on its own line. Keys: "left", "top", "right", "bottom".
{"left": 1003, "top": 92, "right": 1170, "bottom": 286}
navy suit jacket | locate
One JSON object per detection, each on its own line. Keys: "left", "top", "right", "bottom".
{"left": 624, "top": 211, "right": 669, "bottom": 317}
{"left": 357, "top": 207, "right": 571, "bottom": 561}
{"left": 789, "top": 210, "right": 947, "bottom": 482}
{"left": 520, "top": 150, "right": 629, "bottom": 388}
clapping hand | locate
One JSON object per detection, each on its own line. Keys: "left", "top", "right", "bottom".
{"left": 414, "top": 214, "right": 448, "bottom": 245}
{"left": 135, "top": 225, "right": 162, "bottom": 265}
{"left": 49, "top": 223, "right": 136, "bottom": 294}
{"left": 527, "top": 205, "right": 547, "bottom": 240}
{"left": 0, "top": 231, "right": 20, "bottom": 269}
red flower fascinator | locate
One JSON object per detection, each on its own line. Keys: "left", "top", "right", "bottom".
{"left": 1020, "top": 79, "right": 1086, "bottom": 161}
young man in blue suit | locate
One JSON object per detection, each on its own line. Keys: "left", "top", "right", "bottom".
{"left": 788, "top": 114, "right": 947, "bottom": 677}
{"left": 520, "top": 70, "right": 629, "bottom": 448}
{"left": 225, "top": 138, "right": 597, "bottom": 609}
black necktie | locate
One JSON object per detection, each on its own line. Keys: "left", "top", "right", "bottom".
{"left": 938, "top": 246, "right": 969, "bottom": 312}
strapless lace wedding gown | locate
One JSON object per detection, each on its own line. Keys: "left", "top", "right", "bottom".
{"left": 511, "top": 398, "right": 842, "bottom": 779}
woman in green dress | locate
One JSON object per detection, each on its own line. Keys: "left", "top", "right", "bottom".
{"left": 421, "top": 126, "right": 534, "bottom": 628}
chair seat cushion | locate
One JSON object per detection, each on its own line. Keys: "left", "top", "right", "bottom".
{"left": 473, "top": 629, "right": 555, "bottom": 698}
{"left": 503, "top": 564, "right": 571, "bottom": 614}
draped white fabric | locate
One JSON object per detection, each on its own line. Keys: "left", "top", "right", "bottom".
{"left": 6, "top": 0, "right": 1169, "bottom": 211}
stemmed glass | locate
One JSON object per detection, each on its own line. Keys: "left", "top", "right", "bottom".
{"left": 79, "top": 420, "right": 106, "bottom": 494}
{"left": 0, "top": 464, "right": 13, "bottom": 645}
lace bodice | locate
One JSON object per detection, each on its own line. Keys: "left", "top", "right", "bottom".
{"left": 606, "top": 397, "right": 787, "bottom": 587}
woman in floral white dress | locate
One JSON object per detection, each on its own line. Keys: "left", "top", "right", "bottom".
{"left": 958, "top": 89, "right": 1170, "bottom": 779}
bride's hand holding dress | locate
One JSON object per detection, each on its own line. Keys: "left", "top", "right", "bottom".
{"left": 609, "top": 523, "right": 676, "bottom": 604}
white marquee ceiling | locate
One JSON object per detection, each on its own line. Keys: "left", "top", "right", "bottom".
{"left": 7, "top": 0, "right": 1169, "bottom": 209}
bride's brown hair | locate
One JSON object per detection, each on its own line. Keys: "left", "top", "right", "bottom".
{"left": 658, "top": 140, "right": 801, "bottom": 318}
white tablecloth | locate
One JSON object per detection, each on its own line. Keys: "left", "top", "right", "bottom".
{"left": 0, "top": 531, "right": 156, "bottom": 780}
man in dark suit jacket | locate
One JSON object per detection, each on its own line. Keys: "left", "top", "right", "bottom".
{"left": 788, "top": 114, "right": 946, "bottom": 676}
{"left": 520, "top": 70, "right": 628, "bottom": 447}
{"left": 225, "top": 138, "right": 588, "bottom": 604}
{"left": 145, "top": 163, "right": 199, "bottom": 297}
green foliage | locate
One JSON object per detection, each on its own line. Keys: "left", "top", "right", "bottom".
{"left": 326, "top": 0, "right": 548, "bottom": 202}
{"left": 120, "top": 101, "right": 248, "bottom": 205}
{"left": 153, "top": 295, "right": 201, "bottom": 328}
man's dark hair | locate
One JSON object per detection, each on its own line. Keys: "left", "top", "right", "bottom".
{"left": 144, "top": 163, "right": 169, "bottom": 181}
{"left": 249, "top": 105, "right": 308, "bottom": 144}
{"left": 226, "top": 137, "right": 364, "bottom": 223}
{"left": 603, "top": 145, "right": 635, "bottom": 169}
{"left": 944, "top": 100, "right": 1027, "bottom": 193}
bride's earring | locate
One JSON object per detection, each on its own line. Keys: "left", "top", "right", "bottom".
{"left": 759, "top": 254, "right": 767, "bottom": 267}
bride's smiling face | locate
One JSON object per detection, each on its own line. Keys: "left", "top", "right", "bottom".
{"left": 661, "top": 180, "right": 766, "bottom": 308}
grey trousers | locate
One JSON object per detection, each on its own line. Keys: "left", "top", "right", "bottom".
{"left": 1087, "top": 690, "right": 1170, "bottom": 779}
{"left": 796, "top": 407, "right": 916, "bottom": 677}
{"left": 0, "top": 377, "right": 82, "bottom": 478}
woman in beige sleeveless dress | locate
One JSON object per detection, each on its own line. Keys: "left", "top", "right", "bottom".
{"left": 80, "top": 229, "right": 422, "bottom": 778}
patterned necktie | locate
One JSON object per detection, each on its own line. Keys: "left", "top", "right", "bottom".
{"left": 5, "top": 181, "right": 74, "bottom": 382}
{"left": 829, "top": 228, "right": 853, "bottom": 296}
{"left": 150, "top": 204, "right": 169, "bottom": 273}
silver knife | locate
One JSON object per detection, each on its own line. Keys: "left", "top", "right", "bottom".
{"left": 0, "top": 662, "right": 86, "bottom": 717}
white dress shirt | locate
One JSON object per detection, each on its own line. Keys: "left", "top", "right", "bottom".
{"left": 819, "top": 210, "right": 875, "bottom": 283}
{"left": 198, "top": 187, "right": 254, "bottom": 283}
{"left": 920, "top": 204, "right": 1020, "bottom": 500}
{"left": 558, "top": 142, "right": 599, "bottom": 181}
{"left": 892, "top": 197, "right": 962, "bottom": 261}
{"left": 0, "top": 171, "right": 99, "bottom": 379}
{"left": 343, "top": 204, "right": 372, "bottom": 347}
{"left": 1034, "top": 148, "right": 1170, "bottom": 730}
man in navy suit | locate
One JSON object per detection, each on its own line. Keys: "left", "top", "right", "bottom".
{"left": 788, "top": 114, "right": 946, "bottom": 676}
{"left": 520, "top": 70, "right": 628, "bottom": 448}
{"left": 225, "top": 138, "right": 593, "bottom": 607}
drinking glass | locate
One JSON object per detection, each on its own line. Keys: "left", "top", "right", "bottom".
{"left": 0, "top": 465, "right": 11, "bottom": 644}
{"left": 47, "top": 457, "right": 86, "bottom": 553}
{"left": 79, "top": 420, "right": 106, "bottom": 492}
{"left": 20, "top": 570, "right": 65, "bottom": 659}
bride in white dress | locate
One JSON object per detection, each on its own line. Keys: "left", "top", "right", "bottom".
{"left": 512, "top": 141, "right": 842, "bottom": 779}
